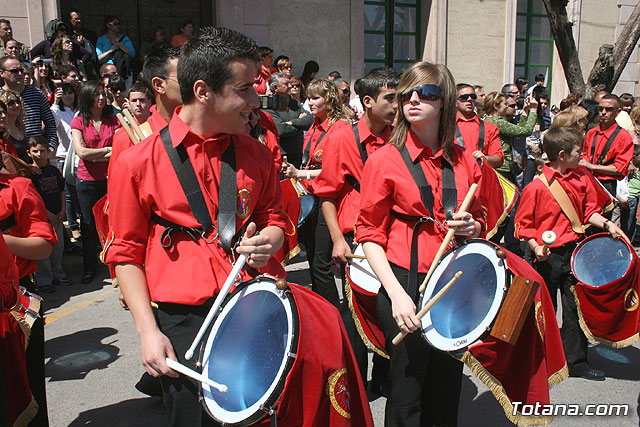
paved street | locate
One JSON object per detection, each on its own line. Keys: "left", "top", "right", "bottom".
{"left": 42, "top": 253, "right": 640, "bottom": 426}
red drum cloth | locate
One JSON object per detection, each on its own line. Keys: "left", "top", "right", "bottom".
{"left": 465, "top": 249, "right": 568, "bottom": 426}
{"left": 477, "top": 159, "right": 518, "bottom": 240}
{"left": 272, "top": 179, "right": 301, "bottom": 265}
{"left": 571, "top": 236, "right": 640, "bottom": 348}
{"left": 257, "top": 284, "right": 373, "bottom": 426}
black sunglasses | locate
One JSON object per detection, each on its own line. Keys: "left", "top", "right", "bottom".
{"left": 457, "top": 93, "right": 477, "bottom": 102}
{"left": 340, "top": 88, "right": 351, "bottom": 95}
{"left": 507, "top": 103, "right": 517, "bottom": 108}
{"left": 598, "top": 106, "right": 617, "bottom": 113}
{"left": 400, "top": 84, "right": 442, "bottom": 103}
{"left": 291, "top": 84, "right": 301, "bottom": 88}
{"left": 3, "top": 68, "right": 24, "bottom": 75}
{"left": 6, "top": 99, "right": 18, "bottom": 106}
{"left": 109, "top": 21, "right": 120, "bottom": 26}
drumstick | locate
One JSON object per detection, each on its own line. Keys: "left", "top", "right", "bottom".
{"left": 283, "top": 155, "right": 288, "bottom": 165}
{"left": 392, "top": 271, "right": 462, "bottom": 345}
{"left": 165, "top": 358, "right": 228, "bottom": 392}
{"left": 185, "top": 253, "right": 249, "bottom": 360}
{"left": 541, "top": 230, "right": 556, "bottom": 254}
{"left": 418, "top": 183, "right": 478, "bottom": 293}
{"left": 122, "top": 108, "right": 145, "bottom": 142}
{"left": 345, "top": 253, "right": 367, "bottom": 260}
{"left": 116, "top": 113, "right": 139, "bottom": 145}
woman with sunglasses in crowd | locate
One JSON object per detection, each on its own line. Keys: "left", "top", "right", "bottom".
{"left": 0, "top": 100, "right": 18, "bottom": 159}
{"left": 0, "top": 90, "right": 28, "bottom": 163}
{"left": 483, "top": 91, "right": 538, "bottom": 185}
{"left": 51, "top": 35, "right": 86, "bottom": 80}
{"left": 96, "top": 16, "right": 135, "bottom": 86}
{"left": 357, "top": 62, "right": 484, "bottom": 426}
{"left": 71, "top": 81, "right": 119, "bottom": 284}
{"left": 32, "top": 59, "right": 57, "bottom": 105}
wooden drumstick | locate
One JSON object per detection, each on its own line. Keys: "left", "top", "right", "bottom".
{"left": 418, "top": 183, "right": 478, "bottom": 293}
{"left": 392, "top": 271, "right": 463, "bottom": 345}
{"left": 345, "top": 253, "right": 367, "bottom": 260}
{"left": 165, "top": 358, "right": 228, "bottom": 392}
{"left": 116, "top": 113, "right": 139, "bottom": 145}
{"left": 541, "top": 230, "right": 556, "bottom": 254}
{"left": 283, "top": 155, "right": 288, "bottom": 165}
{"left": 122, "top": 108, "right": 145, "bottom": 142}
{"left": 185, "top": 253, "right": 249, "bottom": 360}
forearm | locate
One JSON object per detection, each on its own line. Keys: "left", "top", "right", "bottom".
{"left": 3, "top": 235, "right": 52, "bottom": 260}
{"left": 587, "top": 213, "right": 609, "bottom": 229}
{"left": 115, "top": 263, "right": 159, "bottom": 337}
{"left": 295, "top": 168, "right": 321, "bottom": 179}
{"left": 77, "top": 146, "right": 111, "bottom": 161}
{"left": 321, "top": 199, "right": 345, "bottom": 244}
{"left": 362, "top": 241, "right": 405, "bottom": 298}
{"left": 589, "top": 163, "right": 621, "bottom": 177}
{"left": 258, "top": 225, "right": 285, "bottom": 256}
{"left": 485, "top": 155, "right": 504, "bottom": 168}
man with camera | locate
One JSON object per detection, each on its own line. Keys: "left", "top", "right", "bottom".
{"left": 263, "top": 72, "right": 313, "bottom": 168}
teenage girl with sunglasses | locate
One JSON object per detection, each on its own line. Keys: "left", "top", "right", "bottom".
{"left": 357, "top": 62, "right": 484, "bottom": 426}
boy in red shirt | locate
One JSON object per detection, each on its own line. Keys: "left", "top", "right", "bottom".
{"left": 515, "top": 126, "right": 626, "bottom": 381}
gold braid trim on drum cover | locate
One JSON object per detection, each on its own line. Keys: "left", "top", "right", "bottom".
{"left": 344, "top": 279, "right": 389, "bottom": 359}
{"left": 570, "top": 286, "right": 640, "bottom": 348}
{"left": 13, "top": 395, "right": 38, "bottom": 427}
{"left": 461, "top": 351, "right": 562, "bottom": 426}
{"left": 10, "top": 300, "right": 39, "bottom": 350}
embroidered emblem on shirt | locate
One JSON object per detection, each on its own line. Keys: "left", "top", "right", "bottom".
{"left": 326, "top": 368, "right": 351, "bottom": 419}
{"left": 313, "top": 149, "right": 323, "bottom": 163}
{"left": 236, "top": 189, "right": 251, "bottom": 219}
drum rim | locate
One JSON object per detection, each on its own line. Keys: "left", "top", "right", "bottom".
{"left": 419, "top": 239, "right": 509, "bottom": 352}
{"left": 347, "top": 244, "right": 382, "bottom": 294}
{"left": 570, "top": 232, "right": 634, "bottom": 288}
{"left": 199, "top": 276, "right": 299, "bottom": 426}
{"left": 297, "top": 194, "right": 318, "bottom": 227}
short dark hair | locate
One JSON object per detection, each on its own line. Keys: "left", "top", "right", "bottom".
{"left": 620, "top": 93, "right": 634, "bottom": 107}
{"left": 57, "top": 64, "right": 78, "bottom": 78}
{"left": 328, "top": 70, "right": 341, "bottom": 79}
{"left": 104, "top": 15, "right": 117, "bottom": 27}
{"left": 501, "top": 84, "right": 518, "bottom": 94}
{"left": 27, "top": 136, "right": 47, "bottom": 149}
{"left": 178, "top": 27, "right": 258, "bottom": 103}
{"left": 56, "top": 83, "right": 77, "bottom": 111}
{"left": 354, "top": 66, "right": 399, "bottom": 106}
{"left": 107, "top": 74, "right": 126, "bottom": 92}
{"left": 456, "top": 83, "right": 473, "bottom": 92}
{"left": 543, "top": 127, "right": 583, "bottom": 162}
{"left": 0, "top": 19, "right": 11, "bottom": 26}
{"left": 601, "top": 93, "right": 621, "bottom": 108}
{"left": 128, "top": 81, "right": 153, "bottom": 100}
{"left": 257, "top": 46, "right": 273, "bottom": 59}
{"left": 534, "top": 73, "right": 545, "bottom": 82}
{"left": 141, "top": 46, "right": 181, "bottom": 94}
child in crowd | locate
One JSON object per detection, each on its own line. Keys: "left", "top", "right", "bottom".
{"left": 624, "top": 144, "right": 640, "bottom": 243}
{"left": 28, "top": 136, "right": 72, "bottom": 291}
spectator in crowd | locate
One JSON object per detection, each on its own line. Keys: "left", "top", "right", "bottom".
{"left": 254, "top": 46, "right": 276, "bottom": 95}
{"left": 96, "top": 16, "right": 135, "bottom": 86}
{"left": 170, "top": 18, "right": 194, "bottom": 47}
{"left": 552, "top": 106, "right": 589, "bottom": 133}
{"left": 139, "top": 25, "right": 168, "bottom": 60}
{"left": 300, "top": 60, "right": 319, "bottom": 90}
{"left": 515, "top": 76, "right": 528, "bottom": 96}
{"left": 275, "top": 57, "right": 292, "bottom": 75}
{"left": 27, "top": 136, "right": 73, "bottom": 291}
{"left": 625, "top": 145, "right": 640, "bottom": 243}
{"left": 33, "top": 59, "right": 56, "bottom": 105}
{"left": 31, "top": 19, "right": 71, "bottom": 59}
{"left": 51, "top": 82, "right": 81, "bottom": 242}
{"left": 71, "top": 80, "right": 118, "bottom": 284}
{"left": 68, "top": 10, "right": 98, "bottom": 79}
{"left": 106, "top": 74, "right": 127, "bottom": 114}
{"left": 0, "top": 56, "right": 58, "bottom": 152}
{"left": 264, "top": 71, "right": 314, "bottom": 167}
{"left": 99, "top": 63, "right": 118, "bottom": 86}
{"left": 125, "top": 82, "right": 153, "bottom": 124}
{"left": 526, "top": 73, "right": 545, "bottom": 96}
{"left": 559, "top": 92, "right": 583, "bottom": 111}
{"left": 620, "top": 93, "right": 634, "bottom": 114}
{"left": 595, "top": 90, "right": 640, "bottom": 145}
{"left": 580, "top": 99, "right": 600, "bottom": 130}
{"left": 474, "top": 84, "right": 486, "bottom": 110}
{"left": 1, "top": 38, "right": 29, "bottom": 62}
{"left": 327, "top": 70, "right": 341, "bottom": 81}
{"left": 51, "top": 35, "right": 86, "bottom": 79}
{"left": 0, "top": 90, "right": 28, "bottom": 162}
{"left": 631, "top": 106, "right": 640, "bottom": 137}
{"left": 0, "top": 100, "right": 18, "bottom": 158}
{"left": 289, "top": 75, "right": 305, "bottom": 104}
{"left": 57, "top": 64, "right": 81, "bottom": 90}
{"left": 523, "top": 87, "right": 549, "bottom": 185}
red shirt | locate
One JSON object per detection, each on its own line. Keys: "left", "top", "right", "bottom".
{"left": 0, "top": 137, "right": 18, "bottom": 158}
{"left": 356, "top": 132, "right": 484, "bottom": 272}
{"left": 258, "top": 110, "right": 282, "bottom": 171}
{"left": 303, "top": 118, "right": 350, "bottom": 169}
{"left": 455, "top": 114, "right": 503, "bottom": 159}
{"left": 0, "top": 174, "right": 57, "bottom": 278}
{"left": 71, "top": 115, "right": 120, "bottom": 181}
{"left": 514, "top": 165, "right": 601, "bottom": 247}
{"left": 104, "top": 109, "right": 288, "bottom": 305}
{"left": 582, "top": 123, "right": 633, "bottom": 181}
{"left": 313, "top": 119, "right": 390, "bottom": 234}
{"left": 108, "top": 109, "right": 168, "bottom": 178}
{"left": 0, "top": 235, "right": 19, "bottom": 311}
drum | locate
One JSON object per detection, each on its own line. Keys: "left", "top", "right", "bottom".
{"left": 419, "top": 240, "right": 509, "bottom": 353}
{"left": 199, "top": 276, "right": 299, "bottom": 425}
{"left": 298, "top": 194, "right": 317, "bottom": 227}
{"left": 345, "top": 244, "right": 387, "bottom": 356}
{"left": 571, "top": 234, "right": 633, "bottom": 288}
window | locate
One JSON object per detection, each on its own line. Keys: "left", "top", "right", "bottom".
{"left": 515, "top": 0, "right": 554, "bottom": 91}
{"left": 364, "top": 0, "right": 420, "bottom": 74}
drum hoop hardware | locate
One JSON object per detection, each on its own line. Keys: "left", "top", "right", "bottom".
{"left": 287, "top": 352, "right": 296, "bottom": 359}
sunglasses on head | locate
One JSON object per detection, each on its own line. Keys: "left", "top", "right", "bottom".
{"left": 598, "top": 106, "right": 617, "bottom": 113}
{"left": 457, "top": 93, "right": 477, "bottom": 102}
{"left": 400, "top": 84, "right": 442, "bottom": 103}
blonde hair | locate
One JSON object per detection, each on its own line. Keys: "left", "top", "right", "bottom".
{"left": 0, "top": 90, "right": 25, "bottom": 133}
{"left": 389, "top": 62, "right": 456, "bottom": 159}
{"left": 305, "top": 78, "right": 352, "bottom": 126}
{"left": 551, "top": 110, "right": 579, "bottom": 128}
{"left": 630, "top": 106, "right": 640, "bottom": 135}
{"left": 482, "top": 92, "right": 505, "bottom": 117}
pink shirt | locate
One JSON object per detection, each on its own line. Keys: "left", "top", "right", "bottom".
{"left": 71, "top": 115, "right": 119, "bottom": 181}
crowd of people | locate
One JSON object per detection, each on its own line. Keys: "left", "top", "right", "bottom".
{"left": 0, "top": 14, "right": 639, "bottom": 427}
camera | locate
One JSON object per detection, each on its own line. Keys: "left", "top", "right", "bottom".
{"left": 259, "top": 94, "right": 288, "bottom": 110}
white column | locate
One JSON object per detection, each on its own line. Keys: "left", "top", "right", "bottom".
{"left": 422, "top": 0, "right": 448, "bottom": 64}
{"left": 503, "top": 0, "right": 517, "bottom": 85}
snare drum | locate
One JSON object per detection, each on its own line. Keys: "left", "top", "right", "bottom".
{"left": 419, "top": 240, "right": 509, "bottom": 353}
{"left": 199, "top": 276, "right": 298, "bottom": 425}
{"left": 345, "top": 244, "right": 387, "bottom": 357}
{"left": 571, "top": 233, "right": 634, "bottom": 288}
{"left": 298, "top": 194, "right": 317, "bottom": 227}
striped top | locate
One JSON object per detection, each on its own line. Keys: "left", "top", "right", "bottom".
{"left": 19, "top": 85, "right": 58, "bottom": 151}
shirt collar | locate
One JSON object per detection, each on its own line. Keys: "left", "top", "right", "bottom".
{"left": 542, "top": 164, "right": 576, "bottom": 182}
{"left": 405, "top": 130, "right": 444, "bottom": 162}
{"left": 455, "top": 113, "right": 479, "bottom": 124}
{"left": 357, "top": 119, "right": 391, "bottom": 146}
{"left": 168, "top": 106, "right": 229, "bottom": 148}
{"left": 597, "top": 122, "right": 618, "bottom": 136}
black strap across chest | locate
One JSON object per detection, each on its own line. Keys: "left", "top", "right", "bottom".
{"left": 301, "top": 128, "right": 326, "bottom": 168}
{"left": 344, "top": 123, "right": 369, "bottom": 193}
{"left": 395, "top": 145, "right": 457, "bottom": 301}
{"left": 0, "top": 213, "right": 15, "bottom": 233}
{"left": 455, "top": 120, "right": 485, "bottom": 152}
{"left": 590, "top": 125, "right": 622, "bottom": 165}
{"left": 157, "top": 126, "right": 238, "bottom": 253}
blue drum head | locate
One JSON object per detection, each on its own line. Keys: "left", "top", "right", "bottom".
{"left": 572, "top": 235, "right": 632, "bottom": 287}
{"left": 420, "top": 241, "right": 507, "bottom": 351}
{"left": 298, "top": 195, "right": 317, "bottom": 227}
{"left": 200, "top": 278, "right": 297, "bottom": 425}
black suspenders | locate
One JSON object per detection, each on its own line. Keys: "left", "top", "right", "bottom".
{"left": 345, "top": 123, "right": 369, "bottom": 192}
{"left": 590, "top": 125, "right": 623, "bottom": 165}
{"left": 455, "top": 120, "right": 485, "bottom": 152}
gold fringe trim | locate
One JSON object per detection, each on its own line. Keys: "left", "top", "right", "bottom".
{"left": 12, "top": 395, "right": 38, "bottom": 427}
{"left": 344, "top": 279, "right": 389, "bottom": 359}
{"left": 281, "top": 244, "right": 301, "bottom": 267}
{"left": 10, "top": 311, "right": 31, "bottom": 350}
{"left": 547, "top": 364, "right": 569, "bottom": 389}
{"left": 485, "top": 204, "right": 510, "bottom": 240}
{"left": 570, "top": 286, "right": 640, "bottom": 348}
{"left": 461, "top": 352, "right": 558, "bottom": 426}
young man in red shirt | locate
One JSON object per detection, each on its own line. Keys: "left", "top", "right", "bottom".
{"left": 455, "top": 83, "right": 504, "bottom": 168}
{"left": 515, "top": 127, "right": 626, "bottom": 381}
{"left": 313, "top": 66, "right": 398, "bottom": 395}
{"left": 105, "top": 28, "right": 287, "bottom": 425}
{"left": 580, "top": 94, "right": 634, "bottom": 197}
